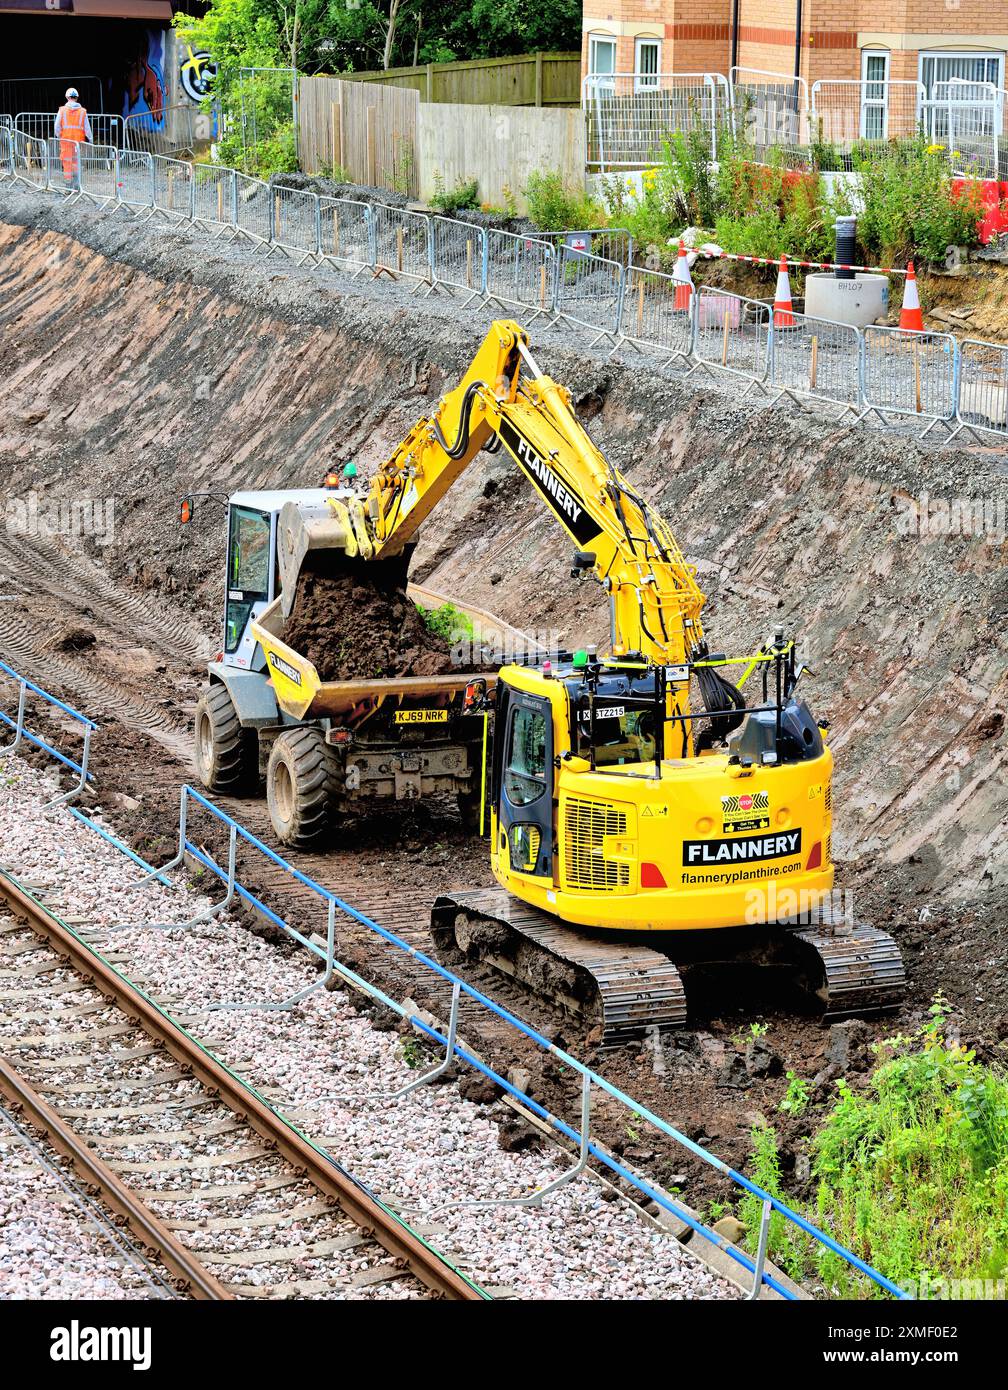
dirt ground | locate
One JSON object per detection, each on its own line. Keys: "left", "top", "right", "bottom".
{"left": 2, "top": 194, "right": 1007, "bottom": 1215}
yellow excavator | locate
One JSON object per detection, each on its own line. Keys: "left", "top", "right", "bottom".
{"left": 250, "top": 320, "right": 905, "bottom": 1044}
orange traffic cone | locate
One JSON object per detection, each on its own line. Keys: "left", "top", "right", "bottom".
{"left": 673, "top": 240, "right": 693, "bottom": 311}
{"left": 899, "top": 261, "right": 924, "bottom": 332}
{"left": 773, "top": 255, "right": 795, "bottom": 328}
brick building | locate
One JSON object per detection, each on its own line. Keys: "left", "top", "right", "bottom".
{"left": 581, "top": 2, "right": 1008, "bottom": 100}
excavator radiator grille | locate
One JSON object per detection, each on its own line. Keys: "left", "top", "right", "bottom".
{"left": 563, "top": 797, "right": 631, "bottom": 891}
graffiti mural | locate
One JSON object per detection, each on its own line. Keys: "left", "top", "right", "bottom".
{"left": 180, "top": 45, "right": 218, "bottom": 104}
{"left": 123, "top": 28, "right": 167, "bottom": 129}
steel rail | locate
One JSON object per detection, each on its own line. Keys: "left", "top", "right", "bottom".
{"left": 0, "top": 869, "right": 484, "bottom": 1302}
{"left": 0, "top": 1056, "right": 230, "bottom": 1300}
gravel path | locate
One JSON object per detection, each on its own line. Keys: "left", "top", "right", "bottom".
{"left": 0, "top": 758, "right": 739, "bottom": 1301}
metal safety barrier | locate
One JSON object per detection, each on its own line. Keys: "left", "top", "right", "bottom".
{"left": 371, "top": 204, "right": 432, "bottom": 283}
{"left": 10, "top": 130, "right": 49, "bottom": 190}
{"left": 15, "top": 111, "right": 123, "bottom": 148}
{"left": 618, "top": 264, "right": 696, "bottom": 366}
{"left": 583, "top": 73, "right": 726, "bottom": 170}
{"left": 860, "top": 325, "right": 958, "bottom": 435}
{"left": 152, "top": 154, "right": 194, "bottom": 223}
{"left": 124, "top": 105, "right": 196, "bottom": 158}
{"left": 0, "top": 129, "right": 12, "bottom": 181}
{"left": 270, "top": 182, "right": 321, "bottom": 261}
{"left": 114, "top": 150, "right": 154, "bottom": 211}
{"left": 545, "top": 226, "right": 635, "bottom": 269}
{"left": 122, "top": 784, "right": 910, "bottom": 1302}
{"left": 69, "top": 142, "right": 119, "bottom": 205}
{"left": 191, "top": 164, "right": 237, "bottom": 233}
{"left": 317, "top": 195, "right": 374, "bottom": 271}
{"left": 484, "top": 228, "right": 557, "bottom": 319}
{"left": 429, "top": 216, "right": 487, "bottom": 303}
{"left": 0, "top": 659, "right": 96, "bottom": 807}
{"left": 233, "top": 171, "right": 273, "bottom": 246}
{"left": 769, "top": 310, "right": 862, "bottom": 415}
{"left": 552, "top": 240, "right": 624, "bottom": 344}
{"left": 689, "top": 285, "right": 772, "bottom": 391}
{"left": 951, "top": 338, "right": 1008, "bottom": 441}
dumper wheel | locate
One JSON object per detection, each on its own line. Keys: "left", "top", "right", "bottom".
{"left": 194, "top": 683, "right": 258, "bottom": 795}
{"left": 267, "top": 727, "right": 340, "bottom": 849}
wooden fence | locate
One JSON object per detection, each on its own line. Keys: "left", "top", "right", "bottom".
{"left": 417, "top": 104, "right": 586, "bottom": 213}
{"left": 298, "top": 77, "right": 420, "bottom": 193}
{"left": 340, "top": 52, "right": 580, "bottom": 106}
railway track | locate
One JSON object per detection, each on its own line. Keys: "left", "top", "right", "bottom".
{"left": 0, "top": 1093, "right": 182, "bottom": 1299}
{"left": 0, "top": 870, "right": 484, "bottom": 1302}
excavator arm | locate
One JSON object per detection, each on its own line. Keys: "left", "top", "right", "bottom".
{"left": 365, "top": 320, "right": 707, "bottom": 670}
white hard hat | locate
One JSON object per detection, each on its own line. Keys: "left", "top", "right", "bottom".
{"left": 65, "top": 87, "right": 78, "bottom": 101}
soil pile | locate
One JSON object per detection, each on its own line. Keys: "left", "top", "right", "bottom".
{"left": 282, "top": 568, "right": 462, "bottom": 681}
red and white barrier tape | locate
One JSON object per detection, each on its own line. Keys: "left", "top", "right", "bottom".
{"left": 678, "top": 243, "right": 907, "bottom": 276}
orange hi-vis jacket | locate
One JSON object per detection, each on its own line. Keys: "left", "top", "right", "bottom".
{"left": 56, "top": 103, "right": 88, "bottom": 178}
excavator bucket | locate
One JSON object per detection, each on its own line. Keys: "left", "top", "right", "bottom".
{"left": 277, "top": 499, "right": 354, "bottom": 619}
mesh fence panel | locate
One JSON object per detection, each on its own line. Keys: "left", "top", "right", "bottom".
{"left": 372, "top": 204, "right": 431, "bottom": 280}
{"left": 318, "top": 197, "right": 374, "bottom": 268}
{"left": 272, "top": 184, "right": 319, "bottom": 256}
{"left": 430, "top": 217, "right": 487, "bottom": 297}
{"left": 115, "top": 149, "right": 153, "bottom": 207}
{"left": 583, "top": 75, "right": 721, "bottom": 169}
{"left": 620, "top": 266, "right": 695, "bottom": 363}
{"left": 862, "top": 326, "right": 957, "bottom": 423}
{"left": 192, "top": 164, "right": 236, "bottom": 229}
{"left": 72, "top": 142, "right": 118, "bottom": 201}
{"left": 234, "top": 172, "right": 272, "bottom": 243}
{"left": 769, "top": 311, "right": 861, "bottom": 411}
{"left": 956, "top": 339, "right": 1008, "bottom": 436}
{"left": 485, "top": 229, "right": 557, "bottom": 315}
{"left": 692, "top": 286, "right": 771, "bottom": 383}
{"left": 809, "top": 81, "right": 925, "bottom": 167}
{"left": 152, "top": 155, "right": 193, "bottom": 220}
{"left": 553, "top": 243, "right": 624, "bottom": 340}
{"left": 10, "top": 131, "right": 48, "bottom": 189}
{"left": 730, "top": 68, "right": 810, "bottom": 168}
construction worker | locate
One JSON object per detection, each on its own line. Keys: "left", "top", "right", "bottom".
{"left": 54, "top": 88, "right": 92, "bottom": 191}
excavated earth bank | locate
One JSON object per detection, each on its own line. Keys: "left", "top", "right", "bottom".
{"left": 2, "top": 188, "right": 1007, "bottom": 1209}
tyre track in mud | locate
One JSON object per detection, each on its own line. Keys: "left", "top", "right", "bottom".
{"left": 0, "top": 532, "right": 205, "bottom": 762}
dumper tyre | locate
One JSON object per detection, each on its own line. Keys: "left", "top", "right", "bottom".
{"left": 267, "top": 726, "right": 341, "bottom": 849}
{"left": 194, "top": 682, "right": 259, "bottom": 795}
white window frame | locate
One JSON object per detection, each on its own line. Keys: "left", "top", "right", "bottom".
{"left": 918, "top": 49, "right": 1004, "bottom": 98}
{"left": 634, "top": 37, "right": 662, "bottom": 92}
{"left": 860, "top": 48, "right": 890, "bottom": 140}
{"left": 588, "top": 34, "right": 617, "bottom": 93}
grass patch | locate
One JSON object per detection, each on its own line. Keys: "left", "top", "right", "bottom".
{"left": 417, "top": 601, "right": 474, "bottom": 644}
{"left": 739, "top": 995, "right": 1008, "bottom": 1297}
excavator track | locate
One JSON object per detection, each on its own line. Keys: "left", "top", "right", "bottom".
{"left": 432, "top": 892, "right": 905, "bottom": 1049}
{"left": 431, "top": 888, "right": 687, "bottom": 1049}
{"left": 787, "top": 921, "right": 906, "bottom": 1018}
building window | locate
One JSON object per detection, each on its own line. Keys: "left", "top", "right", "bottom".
{"left": 920, "top": 51, "right": 1004, "bottom": 96}
{"left": 861, "top": 49, "right": 890, "bottom": 140}
{"left": 588, "top": 35, "right": 617, "bottom": 94}
{"left": 634, "top": 37, "right": 661, "bottom": 92}
{"left": 920, "top": 51, "right": 1004, "bottom": 145}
